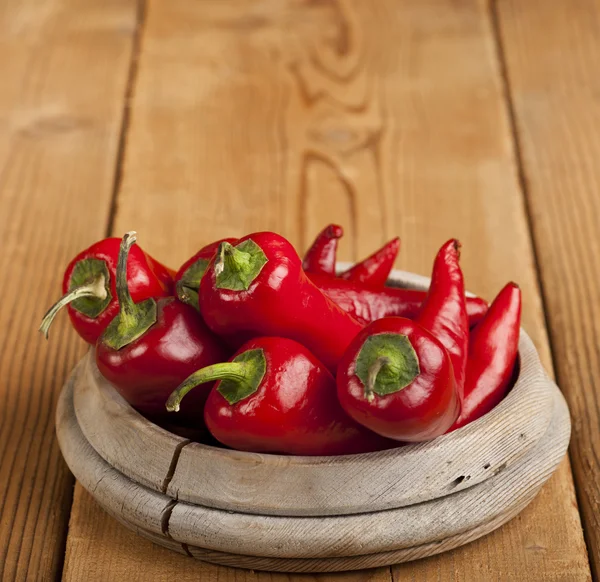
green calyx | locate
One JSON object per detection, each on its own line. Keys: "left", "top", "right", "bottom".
{"left": 38, "top": 259, "right": 111, "bottom": 339}
{"left": 102, "top": 297, "right": 157, "bottom": 350}
{"left": 100, "top": 232, "right": 158, "bottom": 351}
{"left": 217, "top": 349, "right": 267, "bottom": 404}
{"left": 355, "top": 333, "right": 420, "bottom": 402}
{"left": 214, "top": 240, "right": 268, "bottom": 291}
{"left": 69, "top": 259, "right": 112, "bottom": 317}
{"left": 166, "top": 348, "right": 267, "bottom": 412}
{"left": 175, "top": 258, "right": 210, "bottom": 309}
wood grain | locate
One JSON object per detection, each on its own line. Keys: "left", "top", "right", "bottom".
{"left": 496, "top": 0, "right": 600, "bottom": 576}
{"left": 57, "top": 367, "right": 571, "bottom": 570}
{"left": 167, "top": 388, "right": 567, "bottom": 561}
{"left": 168, "top": 326, "right": 551, "bottom": 516}
{"left": 57, "top": 364, "right": 179, "bottom": 538}
{"left": 0, "top": 0, "right": 138, "bottom": 579}
{"left": 182, "top": 500, "right": 540, "bottom": 573}
{"left": 73, "top": 352, "right": 190, "bottom": 494}
{"left": 61, "top": 0, "right": 591, "bottom": 580}
{"left": 75, "top": 299, "right": 554, "bottom": 517}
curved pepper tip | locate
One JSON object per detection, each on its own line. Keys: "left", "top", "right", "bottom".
{"left": 443, "top": 238, "right": 462, "bottom": 259}
{"left": 326, "top": 224, "right": 344, "bottom": 239}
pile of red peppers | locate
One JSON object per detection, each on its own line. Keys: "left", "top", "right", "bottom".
{"left": 41, "top": 225, "right": 521, "bottom": 455}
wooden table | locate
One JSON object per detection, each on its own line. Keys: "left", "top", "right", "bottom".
{"left": 1, "top": 1, "right": 598, "bottom": 580}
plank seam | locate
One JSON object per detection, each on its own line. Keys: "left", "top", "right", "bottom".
{"left": 105, "top": 0, "right": 148, "bottom": 238}
{"left": 487, "top": 1, "right": 593, "bottom": 576}
{"left": 56, "top": 1, "right": 148, "bottom": 580}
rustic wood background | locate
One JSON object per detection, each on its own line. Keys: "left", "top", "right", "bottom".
{"left": 1, "top": 0, "right": 598, "bottom": 580}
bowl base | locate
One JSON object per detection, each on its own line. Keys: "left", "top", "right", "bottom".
{"left": 56, "top": 358, "right": 570, "bottom": 573}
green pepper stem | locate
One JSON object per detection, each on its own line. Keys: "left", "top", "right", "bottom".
{"left": 213, "top": 240, "right": 268, "bottom": 291}
{"left": 355, "top": 333, "right": 420, "bottom": 399}
{"left": 39, "top": 275, "right": 107, "bottom": 339}
{"left": 215, "top": 242, "right": 250, "bottom": 279}
{"left": 166, "top": 362, "right": 250, "bottom": 412}
{"left": 366, "top": 356, "right": 392, "bottom": 402}
{"left": 115, "top": 231, "right": 138, "bottom": 329}
{"left": 100, "top": 232, "right": 157, "bottom": 351}
{"left": 167, "top": 348, "right": 267, "bottom": 411}
{"left": 214, "top": 242, "right": 228, "bottom": 277}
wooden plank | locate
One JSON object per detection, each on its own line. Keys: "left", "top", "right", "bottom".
{"left": 496, "top": 0, "right": 600, "bottom": 576}
{"left": 0, "top": 0, "right": 138, "bottom": 580}
{"left": 62, "top": 0, "right": 590, "bottom": 581}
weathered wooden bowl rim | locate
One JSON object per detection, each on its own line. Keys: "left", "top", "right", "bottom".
{"left": 73, "top": 267, "right": 557, "bottom": 517}
{"left": 81, "top": 267, "right": 537, "bottom": 467}
{"left": 57, "top": 369, "right": 570, "bottom": 566}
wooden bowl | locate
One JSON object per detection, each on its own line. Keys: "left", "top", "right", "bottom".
{"left": 55, "top": 269, "right": 571, "bottom": 573}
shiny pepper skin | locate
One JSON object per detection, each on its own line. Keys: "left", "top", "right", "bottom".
{"left": 174, "top": 237, "right": 237, "bottom": 309}
{"left": 416, "top": 240, "right": 469, "bottom": 402}
{"left": 302, "top": 224, "right": 400, "bottom": 287}
{"left": 309, "top": 272, "right": 488, "bottom": 328}
{"left": 40, "top": 237, "right": 174, "bottom": 344}
{"left": 167, "top": 337, "right": 392, "bottom": 455}
{"left": 339, "top": 237, "right": 400, "bottom": 287}
{"left": 337, "top": 317, "right": 460, "bottom": 442}
{"left": 95, "top": 233, "right": 228, "bottom": 426}
{"left": 199, "top": 232, "right": 364, "bottom": 372}
{"left": 302, "top": 224, "right": 344, "bottom": 276}
{"left": 97, "top": 297, "right": 229, "bottom": 424}
{"left": 450, "top": 282, "right": 522, "bottom": 430}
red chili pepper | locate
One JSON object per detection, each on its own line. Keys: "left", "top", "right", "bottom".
{"left": 96, "top": 232, "right": 228, "bottom": 425}
{"left": 308, "top": 273, "right": 488, "bottom": 328}
{"left": 174, "top": 237, "right": 238, "bottom": 309}
{"left": 302, "top": 224, "right": 343, "bottom": 276}
{"left": 303, "top": 225, "right": 400, "bottom": 288}
{"left": 199, "top": 232, "right": 363, "bottom": 372}
{"left": 166, "top": 337, "right": 391, "bottom": 455}
{"left": 337, "top": 317, "right": 460, "bottom": 442}
{"left": 39, "top": 237, "right": 173, "bottom": 344}
{"left": 416, "top": 240, "right": 469, "bottom": 401}
{"left": 450, "top": 283, "right": 521, "bottom": 430}
{"left": 340, "top": 237, "right": 400, "bottom": 287}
